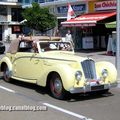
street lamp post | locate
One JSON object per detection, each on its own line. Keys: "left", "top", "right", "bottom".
{"left": 116, "top": 0, "right": 120, "bottom": 78}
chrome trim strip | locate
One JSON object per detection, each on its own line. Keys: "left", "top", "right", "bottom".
{"left": 12, "top": 75, "right": 37, "bottom": 81}
{"left": 69, "top": 82, "right": 118, "bottom": 94}
{"left": 12, "top": 55, "right": 76, "bottom": 64}
{"left": 81, "top": 59, "right": 97, "bottom": 79}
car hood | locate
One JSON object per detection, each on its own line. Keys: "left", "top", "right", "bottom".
{"left": 41, "top": 51, "right": 88, "bottom": 62}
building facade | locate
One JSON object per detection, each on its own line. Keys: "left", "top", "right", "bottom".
{"left": 0, "top": 0, "right": 116, "bottom": 52}
{"left": 22, "top": 0, "right": 88, "bottom": 36}
{"left": 0, "top": 0, "right": 88, "bottom": 41}
{"left": 61, "top": 0, "right": 116, "bottom": 50}
{"left": 38, "top": 0, "right": 116, "bottom": 50}
{"left": 86, "top": 0, "right": 116, "bottom": 50}
{"left": 0, "top": 0, "right": 23, "bottom": 41}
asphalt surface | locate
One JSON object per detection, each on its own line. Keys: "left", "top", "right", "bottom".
{"left": 0, "top": 43, "right": 120, "bottom": 120}
{"left": 0, "top": 78, "right": 120, "bottom": 120}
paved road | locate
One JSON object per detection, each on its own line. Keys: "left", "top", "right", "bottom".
{"left": 0, "top": 79, "right": 120, "bottom": 120}
{"left": 0, "top": 44, "right": 120, "bottom": 120}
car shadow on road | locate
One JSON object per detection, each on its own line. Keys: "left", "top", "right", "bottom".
{"left": 0, "top": 79, "right": 114, "bottom": 101}
{"left": 66, "top": 91, "right": 114, "bottom": 102}
{"left": 9, "top": 80, "right": 49, "bottom": 95}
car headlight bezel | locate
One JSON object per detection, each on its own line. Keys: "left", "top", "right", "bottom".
{"left": 102, "top": 69, "right": 108, "bottom": 78}
{"left": 75, "top": 71, "right": 82, "bottom": 81}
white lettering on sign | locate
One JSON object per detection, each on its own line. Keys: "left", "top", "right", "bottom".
{"left": 95, "top": 1, "right": 116, "bottom": 11}
{"left": 75, "top": 16, "right": 106, "bottom": 21}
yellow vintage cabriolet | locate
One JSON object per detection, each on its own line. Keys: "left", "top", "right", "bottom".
{"left": 0, "top": 36, "right": 117, "bottom": 99}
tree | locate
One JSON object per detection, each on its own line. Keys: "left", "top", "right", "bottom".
{"left": 22, "top": 2, "right": 57, "bottom": 33}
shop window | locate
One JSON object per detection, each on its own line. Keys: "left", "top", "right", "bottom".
{"left": 12, "top": 26, "right": 22, "bottom": 34}
{"left": 81, "top": 28, "right": 93, "bottom": 36}
{"left": 18, "top": 0, "right": 22, "bottom": 2}
{"left": 24, "top": 0, "right": 30, "bottom": 3}
{"left": 38, "top": 0, "right": 45, "bottom": 3}
{"left": 33, "top": 0, "right": 39, "bottom": 2}
{"left": 23, "top": 0, "right": 38, "bottom": 3}
{"left": 0, "top": 6, "right": 7, "bottom": 16}
{"left": 45, "top": 0, "right": 54, "bottom": 2}
{"left": 11, "top": 8, "right": 23, "bottom": 22}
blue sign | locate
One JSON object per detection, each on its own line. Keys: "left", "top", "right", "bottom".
{"left": 57, "top": 4, "right": 86, "bottom": 14}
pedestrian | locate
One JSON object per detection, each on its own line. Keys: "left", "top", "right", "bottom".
{"left": 31, "top": 41, "right": 38, "bottom": 53}
{"left": 111, "top": 31, "right": 116, "bottom": 56}
{"left": 18, "top": 33, "right": 24, "bottom": 40}
{"left": 65, "top": 30, "right": 74, "bottom": 46}
{"left": 55, "top": 29, "right": 61, "bottom": 37}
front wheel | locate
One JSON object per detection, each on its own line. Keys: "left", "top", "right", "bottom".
{"left": 3, "top": 65, "right": 11, "bottom": 82}
{"left": 49, "top": 74, "right": 68, "bottom": 100}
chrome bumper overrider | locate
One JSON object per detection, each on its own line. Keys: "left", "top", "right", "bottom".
{"left": 69, "top": 82, "right": 118, "bottom": 94}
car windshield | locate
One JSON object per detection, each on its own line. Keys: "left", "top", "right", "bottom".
{"left": 39, "top": 42, "right": 73, "bottom": 52}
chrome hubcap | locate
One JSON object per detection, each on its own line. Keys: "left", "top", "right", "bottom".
{"left": 4, "top": 67, "right": 10, "bottom": 80}
{"left": 54, "top": 79, "right": 62, "bottom": 93}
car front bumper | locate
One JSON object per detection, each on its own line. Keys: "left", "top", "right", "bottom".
{"left": 69, "top": 82, "right": 118, "bottom": 94}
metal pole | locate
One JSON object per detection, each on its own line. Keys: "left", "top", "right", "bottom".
{"left": 116, "top": 0, "right": 120, "bottom": 78}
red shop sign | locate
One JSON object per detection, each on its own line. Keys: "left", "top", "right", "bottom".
{"left": 95, "top": 0, "right": 116, "bottom": 11}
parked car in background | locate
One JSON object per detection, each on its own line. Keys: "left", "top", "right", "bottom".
{"left": 0, "top": 36, "right": 117, "bottom": 99}
{"left": 0, "top": 41, "right": 5, "bottom": 54}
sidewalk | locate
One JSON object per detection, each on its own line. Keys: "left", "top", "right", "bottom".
{"left": 75, "top": 51, "right": 115, "bottom": 64}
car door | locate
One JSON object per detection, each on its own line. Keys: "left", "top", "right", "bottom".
{"left": 13, "top": 41, "right": 44, "bottom": 81}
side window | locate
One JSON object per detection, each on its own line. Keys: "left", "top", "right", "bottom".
{"left": 18, "top": 41, "right": 32, "bottom": 52}
{"left": 32, "top": 42, "right": 38, "bottom": 53}
{"left": 19, "top": 41, "right": 26, "bottom": 48}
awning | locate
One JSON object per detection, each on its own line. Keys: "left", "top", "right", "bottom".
{"left": 105, "top": 21, "right": 116, "bottom": 28}
{"left": 61, "top": 11, "right": 116, "bottom": 27}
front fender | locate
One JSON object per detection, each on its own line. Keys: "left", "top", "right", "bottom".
{"left": 0, "top": 56, "right": 13, "bottom": 72}
{"left": 96, "top": 61, "right": 117, "bottom": 83}
{"left": 37, "top": 64, "right": 75, "bottom": 91}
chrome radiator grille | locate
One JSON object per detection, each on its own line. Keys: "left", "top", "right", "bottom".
{"left": 81, "top": 59, "right": 97, "bottom": 79}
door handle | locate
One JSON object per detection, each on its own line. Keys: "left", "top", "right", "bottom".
{"left": 35, "top": 59, "right": 39, "bottom": 64}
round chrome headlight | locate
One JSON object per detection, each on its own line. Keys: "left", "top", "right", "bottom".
{"left": 75, "top": 71, "right": 82, "bottom": 81}
{"left": 102, "top": 69, "right": 108, "bottom": 78}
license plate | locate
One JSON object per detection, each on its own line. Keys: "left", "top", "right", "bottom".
{"left": 91, "top": 85, "right": 104, "bottom": 91}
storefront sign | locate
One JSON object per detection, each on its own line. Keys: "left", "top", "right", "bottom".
{"left": 75, "top": 16, "right": 106, "bottom": 21}
{"left": 95, "top": 1, "right": 116, "bottom": 11}
{"left": 57, "top": 4, "right": 86, "bottom": 14}
{"left": 62, "top": 23, "right": 96, "bottom": 27}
